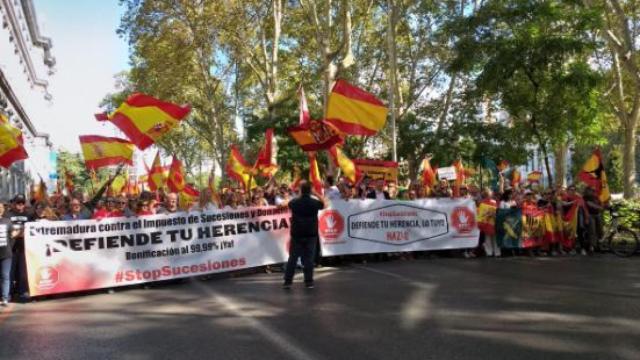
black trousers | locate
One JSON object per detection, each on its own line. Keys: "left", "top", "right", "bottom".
{"left": 284, "top": 236, "right": 317, "bottom": 284}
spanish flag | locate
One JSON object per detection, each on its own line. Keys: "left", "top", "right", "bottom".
{"left": 32, "top": 176, "right": 48, "bottom": 202}
{"left": 79, "top": 135, "right": 135, "bottom": 169}
{"left": 167, "top": 156, "right": 186, "bottom": 193}
{"left": 420, "top": 157, "right": 437, "bottom": 189}
{"left": 0, "top": 113, "right": 28, "bottom": 168}
{"left": 147, "top": 151, "right": 166, "bottom": 191}
{"left": 452, "top": 159, "right": 466, "bottom": 197}
{"left": 208, "top": 170, "right": 221, "bottom": 207}
{"left": 254, "top": 128, "right": 278, "bottom": 178}
{"left": 326, "top": 79, "right": 388, "bottom": 136}
{"left": 511, "top": 168, "right": 522, "bottom": 188}
{"left": 328, "top": 145, "right": 360, "bottom": 184}
{"left": 290, "top": 165, "right": 302, "bottom": 191}
{"left": 308, "top": 152, "right": 324, "bottom": 195}
{"left": 497, "top": 160, "right": 509, "bottom": 172}
{"left": 226, "top": 145, "right": 256, "bottom": 190}
{"left": 288, "top": 120, "right": 343, "bottom": 151}
{"left": 578, "top": 148, "right": 611, "bottom": 203}
{"left": 179, "top": 184, "right": 200, "bottom": 210}
{"left": 64, "top": 169, "right": 75, "bottom": 194}
{"left": 105, "top": 93, "right": 191, "bottom": 150}
{"left": 527, "top": 170, "right": 543, "bottom": 184}
{"left": 110, "top": 171, "right": 128, "bottom": 195}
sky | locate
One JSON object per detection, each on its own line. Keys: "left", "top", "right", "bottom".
{"left": 33, "top": 0, "right": 130, "bottom": 153}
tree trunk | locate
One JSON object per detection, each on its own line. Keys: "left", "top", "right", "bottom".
{"left": 387, "top": 0, "right": 398, "bottom": 161}
{"left": 554, "top": 143, "right": 567, "bottom": 187}
{"left": 623, "top": 121, "right": 637, "bottom": 198}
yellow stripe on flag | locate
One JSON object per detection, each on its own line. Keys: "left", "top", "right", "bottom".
{"left": 327, "top": 92, "right": 388, "bottom": 134}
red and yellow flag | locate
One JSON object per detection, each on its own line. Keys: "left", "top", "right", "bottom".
{"left": 527, "top": 170, "right": 543, "bottom": 184}
{"left": 110, "top": 171, "right": 128, "bottom": 195}
{"left": 254, "top": 128, "right": 278, "bottom": 178}
{"left": 511, "top": 168, "right": 522, "bottom": 188}
{"left": 167, "top": 156, "right": 186, "bottom": 193}
{"left": 497, "top": 160, "right": 509, "bottom": 172}
{"left": 298, "top": 85, "right": 311, "bottom": 126}
{"left": 105, "top": 93, "right": 191, "bottom": 150}
{"left": 288, "top": 120, "right": 343, "bottom": 151}
{"left": 179, "top": 184, "right": 200, "bottom": 210}
{"left": 477, "top": 199, "right": 497, "bottom": 236}
{"left": 308, "top": 152, "right": 323, "bottom": 195}
{"left": 0, "top": 113, "right": 28, "bottom": 168}
{"left": 452, "top": 159, "right": 466, "bottom": 197}
{"left": 79, "top": 135, "right": 135, "bottom": 169}
{"left": 32, "top": 176, "right": 48, "bottom": 202}
{"left": 290, "top": 165, "right": 302, "bottom": 191}
{"left": 64, "top": 169, "right": 75, "bottom": 194}
{"left": 226, "top": 145, "right": 256, "bottom": 190}
{"left": 420, "top": 157, "right": 437, "bottom": 189}
{"left": 147, "top": 151, "right": 167, "bottom": 191}
{"left": 208, "top": 170, "right": 221, "bottom": 207}
{"left": 578, "top": 148, "right": 610, "bottom": 203}
{"left": 328, "top": 145, "right": 360, "bottom": 184}
{"left": 326, "top": 79, "right": 388, "bottom": 136}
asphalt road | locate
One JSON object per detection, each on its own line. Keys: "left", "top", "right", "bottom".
{"left": 1, "top": 256, "right": 640, "bottom": 360}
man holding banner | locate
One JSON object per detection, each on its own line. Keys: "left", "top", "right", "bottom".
{"left": 283, "top": 181, "right": 325, "bottom": 289}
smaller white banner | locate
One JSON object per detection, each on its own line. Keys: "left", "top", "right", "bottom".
{"left": 437, "top": 166, "right": 457, "bottom": 180}
{"left": 319, "top": 198, "right": 479, "bottom": 256}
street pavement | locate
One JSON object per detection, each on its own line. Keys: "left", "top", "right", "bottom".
{"left": 1, "top": 255, "right": 640, "bottom": 360}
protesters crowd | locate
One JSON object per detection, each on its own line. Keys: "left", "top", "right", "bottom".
{"left": 0, "top": 171, "right": 606, "bottom": 306}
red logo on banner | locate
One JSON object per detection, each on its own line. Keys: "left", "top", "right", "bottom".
{"left": 451, "top": 207, "right": 476, "bottom": 234}
{"left": 319, "top": 210, "right": 345, "bottom": 241}
{"left": 36, "top": 266, "right": 59, "bottom": 290}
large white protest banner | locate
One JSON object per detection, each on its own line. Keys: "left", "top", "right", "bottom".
{"left": 25, "top": 207, "right": 291, "bottom": 296}
{"left": 319, "top": 198, "right": 479, "bottom": 256}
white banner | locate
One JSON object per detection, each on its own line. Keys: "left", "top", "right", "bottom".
{"left": 437, "top": 166, "right": 457, "bottom": 180}
{"left": 25, "top": 207, "right": 291, "bottom": 296}
{"left": 319, "top": 198, "right": 479, "bottom": 256}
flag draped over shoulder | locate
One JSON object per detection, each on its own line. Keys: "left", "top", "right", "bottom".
{"left": 147, "top": 151, "right": 166, "bottom": 191}
{"left": 288, "top": 120, "right": 343, "bottom": 151}
{"left": 328, "top": 146, "right": 360, "bottom": 184}
{"left": 578, "top": 148, "right": 611, "bottom": 203}
{"left": 226, "top": 145, "right": 256, "bottom": 190}
{"left": 477, "top": 199, "right": 497, "bottom": 236}
{"left": 326, "top": 79, "right": 388, "bottom": 136}
{"left": 521, "top": 204, "right": 545, "bottom": 248}
{"left": 167, "top": 156, "right": 186, "bottom": 193}
{"left": 0, "top": 113, "right": 28, "bottom": 168}
{"left": 308, "top": 152, "right": 323, "bottom": 195}
{"left": 79, "top": 135, "right": 135, "bottom": 169}
{"left": 254, "top": 128, "right": 278, "bottom": 178}
{"left": 104, "top": 93, "right": 191, "bottom": 150}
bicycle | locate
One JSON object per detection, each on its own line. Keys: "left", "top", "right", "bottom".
{"left": 598, "top": 204, "right": 639, "bottom": 257}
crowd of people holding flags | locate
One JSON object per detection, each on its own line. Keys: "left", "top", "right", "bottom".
{"left": 0, "top": 79, "right": 614, "bottom": 305}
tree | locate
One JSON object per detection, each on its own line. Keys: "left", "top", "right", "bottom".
{"left": 586, "top": 0, "right": 640, "bottom": 197}
{"left": 449, "top": 0, "right": 605, "bottom": 184}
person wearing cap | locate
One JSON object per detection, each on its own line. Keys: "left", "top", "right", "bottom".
{"left": 4, "top": 194, "right": 36, "bottom": 301}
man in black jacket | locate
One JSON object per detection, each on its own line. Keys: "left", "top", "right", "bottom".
{"left": 4, "top": 194, "right": 35, "bottom": 302}
{"left": 0, "top": 214, "right": 16, "bottom": 306}
{"left": 283, "top": 181, "right": 325, "bottom": 289}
